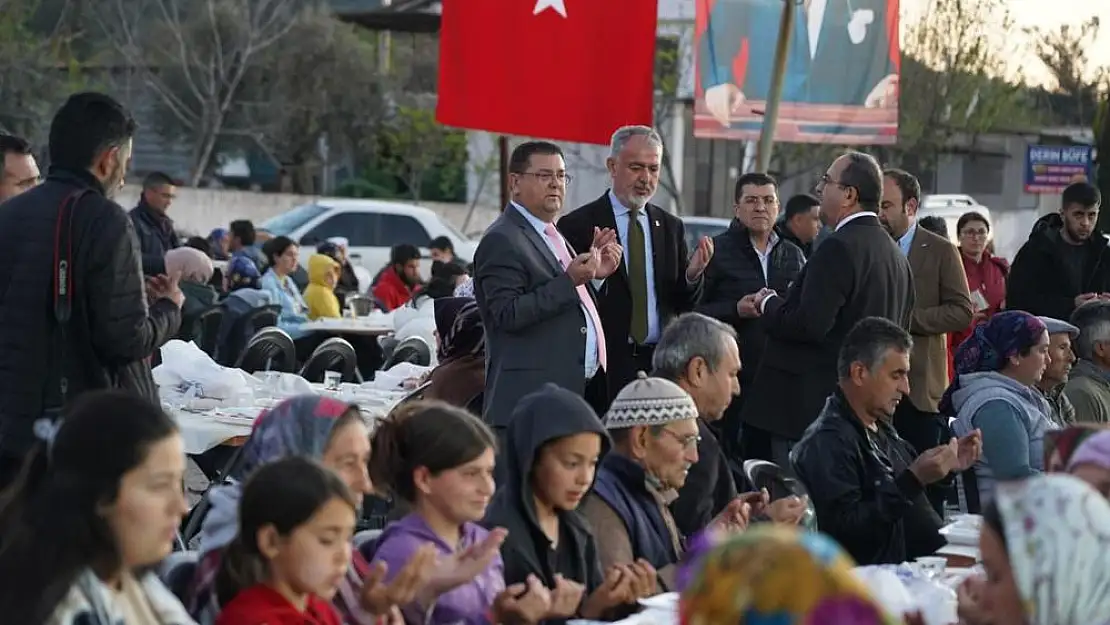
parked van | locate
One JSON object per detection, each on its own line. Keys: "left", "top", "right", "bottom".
{"left": 918, "top": 194, "right": 993, "bottom": 246}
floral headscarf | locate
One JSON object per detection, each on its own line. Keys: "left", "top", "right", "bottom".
{"left": 678, "top": 526, "right": 899, "bottom": 625}
{"left": 992, "top": 475, "right": 1110, "bottom": 625}
{"left": 192, "top": 396, "right": 355, "bottom": 621}
{"left": 453, "top": 276, "right": 474, "bottom": 298}
{"left": 940, "top": 310, "right": 1047, "bottom": 415}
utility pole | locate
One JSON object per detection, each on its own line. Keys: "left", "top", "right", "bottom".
{"left": 755, "top": 0, "right": 796, "bottom": 172}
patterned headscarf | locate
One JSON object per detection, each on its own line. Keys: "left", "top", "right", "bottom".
{"left": 678, "top": 526, "right": 900, "bottom": 625}
{"left": 992, "top": 475, "right": 1110, "bottom": 625}
{"left": 940, "top": 310, "right": 1047, "bottom": 415}
{"left": 227, "top": 253, "right": 262, "bottom": 291}
{"left": 231, "top": 395, "right": 354, "bottom": 481}
{"left": 435, "top": 297, "right": 485, "bottom": 364}
{"left": 953, "top": 310, "right": 1046, "bottom": 375}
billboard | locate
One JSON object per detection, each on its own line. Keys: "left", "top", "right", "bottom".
{"left": 1024, "top": 145, "right": 1094, "bottom": 194}
{"left": 694, "top": 0, "right": 900, "bottom": 145}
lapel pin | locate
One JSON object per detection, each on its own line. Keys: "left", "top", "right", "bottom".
{"left": 654, "top": 220, "right": 660, "bottom": 227}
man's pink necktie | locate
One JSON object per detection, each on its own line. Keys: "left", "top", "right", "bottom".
{"left": 543, "top": 223, "right": 607, "bottom": 371}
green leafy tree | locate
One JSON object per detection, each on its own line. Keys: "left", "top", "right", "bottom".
{"left": 378, "top": 105, "right": 467, "bottom": 203}
{"left": 898, "top": 0, "right": 1036, "bottom": 163}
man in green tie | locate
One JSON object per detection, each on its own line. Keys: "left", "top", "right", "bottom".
{"left": 559, "top": 125, "right": 715, "bottom": 411}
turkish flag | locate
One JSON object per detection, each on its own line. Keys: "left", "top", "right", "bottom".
{"left": 436, "top": 0, "right": 658, "bottom": 146}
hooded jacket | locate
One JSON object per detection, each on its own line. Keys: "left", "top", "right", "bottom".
{"left": 303, "top": 253, "right": 342, "bottom": 319}
{"left": 482, "top": 384, "right": 610, "bottom": 622}
{"left": 1007, "top": 212, "right": 1110, "bottom": 320}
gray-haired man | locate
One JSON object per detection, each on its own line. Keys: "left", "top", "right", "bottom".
{"left": 1065, "top": 301, "right": 1110, "bottom": 423}
{"left": 1035, "top": 316, "right": 1079, "bottom": 427}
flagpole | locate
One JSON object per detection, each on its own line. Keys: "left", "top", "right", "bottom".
{"left": 755, "top": 0, "right": 796, "bottom": 172}
{"left": 498, "top": 135, "right": 510, "bottom": 209}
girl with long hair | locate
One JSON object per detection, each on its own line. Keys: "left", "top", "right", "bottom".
{"left": 0, "top": 391, "right": 192, "bottom": 624}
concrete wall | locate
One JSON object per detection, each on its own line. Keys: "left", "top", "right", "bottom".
{"left": 116, "top": 185, "right": 501, "bottom": 238}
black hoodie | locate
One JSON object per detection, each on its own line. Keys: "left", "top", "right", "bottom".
{"left": 483, "top": 383, "right": 610, "bottom": 622}
{"left": 1008, "top": 212, "right": 1110, "bottom": 320}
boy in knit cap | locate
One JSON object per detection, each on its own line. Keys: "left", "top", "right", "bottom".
{"left": 580, "top": 373, "right": 752, "bottom": 591}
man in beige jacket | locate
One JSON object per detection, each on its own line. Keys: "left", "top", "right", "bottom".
{"left": 878, "top": 169, "right": 973, "bottom": 470}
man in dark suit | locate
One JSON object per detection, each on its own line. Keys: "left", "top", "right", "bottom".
{"left": 738, "top": 151, "right": 914, "bottom": 469}
{"left": 473, "top": 141, "right": 622, "bottom": 429}
{"left": 700, "top": 0, "right": 899, "bottom": 126}
{"left": 558, "top": 125, "right": 713, "bottom": 410}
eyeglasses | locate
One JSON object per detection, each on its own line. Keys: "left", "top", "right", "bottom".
{"left": 659, "top": 428, "right": 701, "bottom": 451}
{"left": 960, "top": 228, "right": 989, "bottom": 238}
{"left": 815, "top": 173, "right": 847, "bottom": 194}
{"left": 518, "top": 171, "right": 573, "bottom": 186}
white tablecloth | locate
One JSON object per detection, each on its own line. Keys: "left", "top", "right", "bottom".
{"left": 298, "top": 310, "right": 395, "bottom": 335}
{"left": 167, "top": 381, "right": 407, "bottom": 454}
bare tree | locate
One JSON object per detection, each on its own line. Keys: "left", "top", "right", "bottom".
{"left": 898, "top": 0, "right": 1035, "bottom": 162}
{"left": 95, "top": 0, "right": 303, "bottom": 185}
{"left": 0, "top": 0, "right": 84, "bottom": 143}
{"left": 1026, "top": 17, "right": 1105, "bottom": 126}
{"left": 238, "top": 8, "right": 391, "bottom": 193}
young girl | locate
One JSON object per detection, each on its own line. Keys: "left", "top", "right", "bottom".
{"left": 368, "top": 401, "right": 552, "bottom": 624}
{"left": 0, "top": 391, "right": 194, "bottom": 625}
{"left": 483, "top": 384, "right": 657, "bottom": 623}
{"left": 215, "top": 456, "right": 359, "bottom": 625}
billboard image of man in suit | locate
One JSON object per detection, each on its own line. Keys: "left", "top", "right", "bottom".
{"left": 696, "top": 0, "right": 900, "bottom": 144}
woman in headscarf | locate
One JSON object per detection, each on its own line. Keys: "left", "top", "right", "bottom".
{"left": 423, "top": 297, "right": 486, "bottom": 410}
{"left": 959, "top": 474, "right": 1110, "bottom": 625}
{"left": 942, "top": 311, "right": 1053, "bottom": 510}
{"left": 165, "top": 247, "right": 218, "bottom": 341}
{"left": 319, "top": 239, "right": 361, "bottom": 302}
{"left": 189, "top": 395, "right": 423, "bottom": 625}
{"left": 1066, "top": 430, "right": 1110, "bottom": 497}
{"left": 678, "top": 525, "right": 903, "bottom": 625}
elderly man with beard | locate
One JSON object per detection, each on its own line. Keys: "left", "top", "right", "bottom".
{"left": 558, "top": 125, "right": 714, "bottom": 411}
{"left": 1034, "top": 317, "right": 1079, "bottom": 428}
{"left": 652, "top": 313, "right": 807, "bottom": 537}
{"left": 0, "top": 93, "right": 182, "bottom": 489}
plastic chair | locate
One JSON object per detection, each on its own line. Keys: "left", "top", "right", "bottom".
{"left": 234, "top": 327, "right": 296, "bottom": 373}
{"left": 383, "top": 335, "right": 431, "bottom": 369}
{"left": 195, "top": 306, "right": 224, "bottom": 358}
{"left": 298, "top": 337, "right": 358, "bottom": 383}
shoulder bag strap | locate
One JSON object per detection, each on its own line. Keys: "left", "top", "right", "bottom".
{"left": 43, "top": 188, "right": 90, "bottom": 413}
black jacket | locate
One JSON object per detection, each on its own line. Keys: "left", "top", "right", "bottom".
{"left": 740, "top": 215, "right": 914, "bottom": 440}
{"left": 792, "top": 391, "right": 944, "bottom": 565}
{"left": 0, "top": 168, "right": 181, "bottom": 455}
{"left": 696, "top": 220, "right": 805, "bottom": 386}
{"left": 130, "top": 197, "right": 178, "bottom": 276}
{"left": 775, "top": 221, "right": 813, "bottom": 258}
{"left": 1007, "top": 212, "right": 1110, "bottom": 320}
{"left": 483, "top": 384, "right": 610, "bottom": 623}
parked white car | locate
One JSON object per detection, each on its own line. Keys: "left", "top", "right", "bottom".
{"left": 260, "top": 200, "right": 478, "bottom": 288}
{"left": 681, "top": 216, "right": 731, "bottom": 250}
{"left": 919, "top": 194, "right": 993, "bottom": 246}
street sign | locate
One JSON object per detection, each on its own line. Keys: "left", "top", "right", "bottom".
{"left": 1024, "top": 144, "right": 1093, "bottom": 194}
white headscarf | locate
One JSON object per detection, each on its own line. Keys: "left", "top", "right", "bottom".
{"left": 327, "top": 236, "right": 349, "bottom": 250}
{"left": 994, "top": 474, "right": 1110, "bottom": 625}
{"left": 453, "top": 276, "right": 474, "bottom": 298}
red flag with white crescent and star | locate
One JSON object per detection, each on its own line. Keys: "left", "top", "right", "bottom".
{"left": 436, "top": 0, "right": 658, "bottom": 146}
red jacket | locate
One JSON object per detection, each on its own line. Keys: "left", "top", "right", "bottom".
{"left": 372, "top": 268, "right": 415, "bottom": 311}
{"left": 216, "top": 584, "right": 342, "bottom": 625}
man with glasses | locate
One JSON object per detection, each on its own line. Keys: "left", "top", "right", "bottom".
{"left": 735, "top": 151, "right": 914, "bottom": 470}
{"left": 473, "top": 141, "right": 623, "bottom": 432}
{"left": 695, "top": 172, "right": 804, "bottom": 462}
{"left": 559, "top": 126, "right": 714, "bottom": 412}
